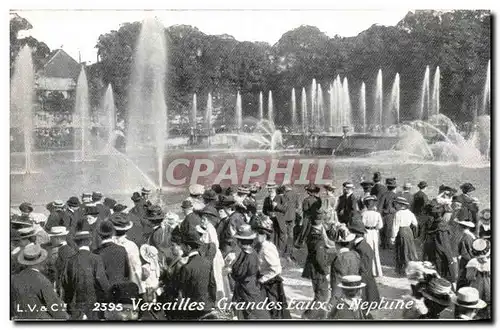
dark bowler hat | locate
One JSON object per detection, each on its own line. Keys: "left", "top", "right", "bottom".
{"left": 66, "top": 197, "right": 80, "bottom": 207}
{"left": 97, "top": 220, "right": 115, "bottom": 237}
{"left": 305, "top": 183, "right": 320, "bottom": 193}
{"left": 181, "top": 200, "right": 193, "bottom": 209}
{"left": 211, "top": 184, "right": 223, "bottom": 194}
{"left": 220, "top": 195, "right": 236, "bottom": 208}
{"left": 276, "top": 185, "right": 286, "bottom": 195}
{"left": 372, "top": 172, "right": 382, "bottom": 183}
{"left": 17, "top": 226, "right": 37, "bottom": 239}
{"left": 19, "top": 202, "right": 34, "bottom": 213}
{"left": 131, "top": 192, "right": 142, "bottom": 202}
{"left": 85, "top": 206, "right": 100, "bottom": 216}
{"left": 417, "top": 181, "right": 428, "bottom": 189}
{"left": 418, "top": 278, "right": 453, "bottom": 306}
{"left": 202, "top": 189, "right": 218, "bottom": 201}
{"left": 360, "top": 181, "right": 374, "bottom": 189}
{"left": 103, "top": 197, "right": 117, "bottom": 209}
{"left": 460, "top": 182, "right": 476, "bottom": 194}
{"left": 338, "top": 275, "right": 366, "bottom": 289}
{"left": 92, "top": 191, "right": 103, "bottom": 201}
{"left": 199, "top": 206, "right": 219, "bottom": 218}
{"left": 386, "top": 178, "right": 397, "bottom": 188}
{"left": 110, "top": 213, "right": 133, "bottom": 231}
{"left": 234, "top": 224, "right": 257, "bottom": 240}
{"left": 17, "top": 243, "right": 48, "bottom": 266}
{"left": 109, "top": 282, "right": 140, "bottom": 305}
{"left": 146, "top": 205, "right": 165, "bottom": 222}
{"left": 113, "top": 204, "right": 128, "bottom": 213}
{"left": 348, "top": 221, "right": 367, "bottom": 235}
{"left": 182, "top": 230, "right": 203, "bottom": 246}
{"left": 439, "top": 184, "right": 456, "bottom": 194}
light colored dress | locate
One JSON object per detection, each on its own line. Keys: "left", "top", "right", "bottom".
{"left": 114, "top": 235, "right": 145, "bottom": 293}
{"left": 362, "top": 209, "right": 383, "bottom": 277}
{"left": 200, "top": 221, "right": 227, "bottom": 299}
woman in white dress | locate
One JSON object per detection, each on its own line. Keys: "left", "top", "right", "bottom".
{"left": 391, "top": 197, "right": 419, "bottom": 275}
{"left": 361, "top": 196, "right": 383, "bottom": 277}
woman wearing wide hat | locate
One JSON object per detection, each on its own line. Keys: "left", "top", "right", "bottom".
{"left": 254, "top": 214, "right": 291, "bottom": 319}
{"left": 465, "top": 238, "right": 491, "bottom": 319}
{"left": 418, "top": 277, "right": 454, "bottom": 319}
{"left": 452, "top": 287, "right": 487, "bottom": 320}
{"left": 231, "top": 224, "right": 270, "bottom": 319}
{"left": 390, "top": 196, "right": 419, "bottom": 275}
{"left": 477, "top": 208, "right": 491, "bottom": 240}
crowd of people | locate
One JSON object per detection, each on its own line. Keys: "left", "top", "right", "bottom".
{"left": 10, "top": 172, "right": 491, "bottom": 321}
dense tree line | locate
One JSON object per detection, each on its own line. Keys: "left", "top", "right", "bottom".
{"left": 11, "top": 10, "right": 491, "bottom": 130}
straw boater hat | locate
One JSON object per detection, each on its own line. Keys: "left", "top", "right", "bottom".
{"left": 48, "top": 226, "right": 69, "bottom": 237}
{"left": 394, "top": 196, "right": 409, "bottom": 206}
{"left": 338, "top": 275, "right": 366, "bottom": 289}
{"left": 17, "top": 243, "right": 48, "bottom": 266}
{"left": 17, "top": 226, "right": 37, "bottom": 239}
{"left": 237, "top": 185, "right": 250, "bottom": 195}
{"left": 403, "top": 182, "right": 412, "bottom": 190}
{"left": 140, "top": 244, "right": 158, "bottom": 264}
{"left": 336, "top": 227, "right": 356, "bottom": 243}
{"left": 73, "top": 230, "right": 91, "bottom": 241}
{"left": 472, "top": 238, "right": 490, "bottom": 256}
{"left": 165, "top": 211, "right": 180, "bottom": 226}
{"left": 53, "top": 200, "right": 65, "bottom": 208}
{"left": 81, "top": 192, "right": 92, "bottom": 201}
{"left": 451, "top": 287, "right": 487, "bottom": 309}
{"left": 146, "top": 205, "right": 165, "bottom": 223}
{"left": 110, "top": 213, "right": 133, "bottom": 231}
{"left": 342, "top": 181, "right": 355, "bottom": 189}
{"left": 233, "top": 224, "right": 256, "bottom": 240}
{"left": 418, "top": 277, "right": 453, "bottom": 306}
{"left": 363, "top": 195, "right": 377, "bottom": 202}
{"left": 266, "top": 182, "right": 277, "bottom": 189}
{"left": 305, "top": 183, "right": 320, "bottom": 193}
{"left": 323, "top": 182, "right": 336, "bottom": 191}
{"left": 454, "top": 218, "right": 475, "bottom": 228}
{"left": 189, "top": 184, "right": 205, "bottom": 196}
{"left": 141, "top": 187, "right": 152, "bottom": 195}
{"left": 19, "top": 202, "right": 34, "bottom": 213}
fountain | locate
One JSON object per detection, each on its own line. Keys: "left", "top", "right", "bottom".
{"left": 74, "top": 66, "right": 92, "bottom": 161}
{"left": 192, "top": 93, "right": 197, "bottom": 129}
{"left": 481, "top": 60, "right": 491, "bottom": 116}
{"left": 420, "top": 65, "right": 431, "bottom": 120}
{"left": 259, "top": 91, "right": 264, "bottom": 121}
{"left": 431, "top": 66, "right": 440, "bottom": 117}
{"left": 374, "top": 69, "right": 383, "bottom": 128}
{"left": 310, "top": 79, "right": 317, "bottom": 131}
{"left": 126, "top": 17, "right": 168, "bottom": 190}
{"left": 301, "top": 87, "right": 307, "bottom": 133}
{"left": 389, "top": 73, "right": 400, "bottom": 126}
{"left": 206, "top": 92, "right": 213, "bottom": 135}
{"left": 267, "top": 91, "right": 274, "bottom": 126}
{"left": 360, "top": 82, "right": 366, "bottom": 133}
{"left": 235, "top": 91, "right": 242, "bottom": 131}
{"left": 342, "top": 77, "right": 352, "bottom": 130}
{"left": 291, "top": 88, "right": 297, "bottom": 129}
{"left": 11, "top": 45, "right": 35, "bottom": 174}
{"left": 317, "top": 84, "right": 324, "bottom": 132}
{"left": 100, "top": 84, "right": 116, "bottom": 153}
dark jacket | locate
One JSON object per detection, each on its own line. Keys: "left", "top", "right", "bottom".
{"left": 180, "top": 212, "right": 203, "bottom": 237}
{"left": 284, "top": 190, "right": 300, "bottom": 222}
{"left": 53, "top": 244, "right": 76, "bottom": 295}
{"left": 93, "top": 241, "right": 130, "bottom": 285}
{"left": 379, "top": 190, "right": 398, "bottom": 216}
{"left": 302, "top": 226, "right": 331, "bottom": 280}
{"left": 423, "top": 219, "right": 457, "bottom": 283}
{"left": 412, "top": 190, "right": 429, "bottom": 216}
{"left": 262, "top": 195, "right": 286, "bottom": 220}
{"left": 454, "top": 194, "right": 479, "bottom": 224}
{"left": 353, "top": 238, "right": 380, "bottom": 302}
{"left": 295, "top": 195, "right": 322, "bottom": 248}
{"left": 202, "top": 203, "right": 220, "bottom": 227}
{"left": 176, "top": 252, "right": 216, "bottom": 318}
{"left": 11, "top": 268, "right": 69, "bottom": 320}
{"left": 45, "top": 210, "right": 70, "bottom": 231}
{"left": 370, "top": 183, "right": 387, "bottom": 201}
{"left": 61, "top": 249, "right": 110, "bottom": 319}
{"left": 336, "top": 193, "right": 359, "bottom": 224}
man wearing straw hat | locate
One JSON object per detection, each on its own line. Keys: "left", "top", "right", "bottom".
{"left": 43, "top": 226, "right": 75, "bottom": 294}
{"left": 61, "top": 229, "right": 110, "bottom": 320}
{"left": 327, "top": 275, "right": 373, "bottom": 320}
{"left": 336, "top": 181, "right": 359, "bottom": 225}
{"left": 452, "top": 287, "right": 487, "bottom": 320}
{"left": 417, "top": 277, "right": 454, "bottom": 319}
{"left": 11, "top": 243, "right": 69, "bottom": 320}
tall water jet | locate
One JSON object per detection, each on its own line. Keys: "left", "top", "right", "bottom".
{"left": 127, "top": 17, "right": 168, "bottom": 189}
{"left": 311, "top": 79, "right": 317, "bottom": 131}
{"left": 431, "top": 66, "right": 440, "bottom": 117}
{"left": 191, "top": 93, "right": 197, "bottom": 129}
{"left": 329, "top": 83, "right": 334, "bottom": 132}
{"left": 259, "top": 91, "right": 264, "bottom": 121}
{"left": 317, "top": 84, "right": 324, "bottom": 131}
{"left": 74, "top": 66, "right": 91, "bottom": 161}
{"left": 481, "top": 60, "right": 491, "bottom": 116}
{"left": 206, "top": 92, "right": 213, "bottom": 133}
{"left": 101, "top": 84, "right": 116, "bottom": 151}
{"left": 235, "top": 91, "right": 242, "bottom": 131}
{"left": 267, "top": 91, "right": 274, "bottom": 126}
{"left": 342, "top": 77, "right": 352, "bottom": 129}
{"left": 360, "top": 82, "right": 366, "bottom": 132}
{"left": 389, "top": 73, "right": 400, "bottom": 125}
{"left": 291, "top": 88, "right": 297, "bottom": 129}
{"left": 11, "top": 45, "right": 34, "bottom": 174}
{"left": 301, "top": 87, "right": 307, "bottom": 132}
{"left": 420, "top": 65, "right": 431, "bottom": 120}
{"left": 374, "top": 69, "right": 383, "bottom": 128}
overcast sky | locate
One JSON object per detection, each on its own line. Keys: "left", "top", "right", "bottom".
{"left": 13, "top": 10, "right": 409, "bottom": 64}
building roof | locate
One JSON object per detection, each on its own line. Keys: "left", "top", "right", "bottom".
{"left": 39, "top": 49, "right": 81, "bottom": 80}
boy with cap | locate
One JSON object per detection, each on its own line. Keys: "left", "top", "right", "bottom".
{"left": 11, "top": 244, "right": 69, "bottom": 320}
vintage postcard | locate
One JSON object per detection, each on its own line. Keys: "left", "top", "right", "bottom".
{"left": 9, "top": 9, "right": 491, "bottom": 321}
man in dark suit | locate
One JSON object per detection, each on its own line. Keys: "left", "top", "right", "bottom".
{"left": 295, "top": 183, "right": 322, "bottom": 248}
{"left": 370, "top": 172, "right": 387, "bottom": 202}
{"left": 175, "top": 231, "right": 217, "bottom": 320}
{"left": 62, "top": 230, "right": 110, "bottom": 320}
{"left": 94, "top": 221, "right": 130, "bottom": 286}
{"left": 400, "top": 183, "right": 414, "bottom": 209}
{"left": 283, "top": 183, "right": 299, "bottom": 262}
{"left": 63, "top": 197, "right": 81, "bottom": 249}
{"left": 11, "top": 244, "right": 69, "bottom": 320}
{"left": 201, "top": 189, "right": 220, "bottom": 227}
{"left": 378, "top": 178, "right": 398, "bottom": 248}
{"left": 45, "top": 200, "right": 69, "bottom": 231}
{"left": 336, "top": 182, "right": 359, "bottom": 225}
{"left": 179, "top": 200, "right": 203, "bottom": 238}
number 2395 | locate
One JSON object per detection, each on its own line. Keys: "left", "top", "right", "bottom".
{"left": 92, "top": 302, "right": 123, "bottom": 312}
